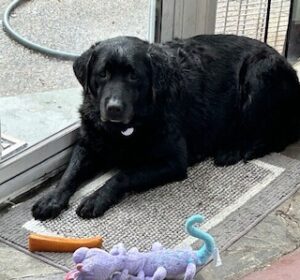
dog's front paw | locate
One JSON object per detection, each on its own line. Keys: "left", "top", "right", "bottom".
{"left": 32, "top": 191, "right": 68, "bottom": 220}
{"left": 76, "top": 192, "right": 109, "bottom": 219}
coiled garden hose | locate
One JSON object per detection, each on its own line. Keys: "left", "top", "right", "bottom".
{"left": 2, "top": 0, "right": 79, "bottom": 60}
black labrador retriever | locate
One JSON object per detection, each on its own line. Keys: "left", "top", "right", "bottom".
{"left": 32, "top": 35, "right": 300, "bottom": 220}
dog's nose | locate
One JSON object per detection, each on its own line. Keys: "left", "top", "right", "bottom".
{"left": 106, "top": 98, "right": 124, "bottom": 120}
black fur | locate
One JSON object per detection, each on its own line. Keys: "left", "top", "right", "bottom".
{"left": 32, "top": 35, "right": 300, "bottom": 220}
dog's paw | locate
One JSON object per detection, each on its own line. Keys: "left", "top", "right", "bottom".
{"left": 32, "top": 191, "right": 68, "bottom": 220}
{"left": 76, "top": 192, "right": 108, "bottom": 219}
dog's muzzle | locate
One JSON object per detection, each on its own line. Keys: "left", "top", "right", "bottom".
{"left": 105, "top": 98, "right": 125, "bottom": 122}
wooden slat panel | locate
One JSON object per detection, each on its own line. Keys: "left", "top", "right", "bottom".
{"left": 196, "top": 0, "right": 217, "bottom": 34}
{"left": 161, "top": 0, "right": 176, "bottom": 41}
{"left": 182, "top": 0, "right": 198, "bottom": 38}
{"left": 174, "top": 0, "right": 184, "bottom": 38}
{"left": 161, "top": 0, "right": 217, "bottom": 41}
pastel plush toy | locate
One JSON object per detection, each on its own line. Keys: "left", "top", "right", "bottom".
{"left": 65, "top": 214, "right": 220, "bottom": 280}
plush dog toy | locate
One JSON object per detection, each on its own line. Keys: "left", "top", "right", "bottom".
{"left": 65, "top": 214, "right": 220, "bottom": 280}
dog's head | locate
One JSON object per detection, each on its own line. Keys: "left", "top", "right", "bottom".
{"left": 73, "top": 36, "right": 172, "bottom": 133}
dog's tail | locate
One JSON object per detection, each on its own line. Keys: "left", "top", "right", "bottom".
{"left": 185, "top": 214, "right": 215, "bottom": 264}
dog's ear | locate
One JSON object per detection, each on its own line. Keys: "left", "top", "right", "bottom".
{"left": 73, "top": 43, "right": 99, "bottom": 90}
{"left": 147, "top": 45, "right": 174, "bottom": 102}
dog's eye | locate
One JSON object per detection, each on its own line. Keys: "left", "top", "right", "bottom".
{"left": 129, "top": 72, "right": 137, "bottom": 81}
{"left": 99, "top": 70, "right": 110, "bottom": 79}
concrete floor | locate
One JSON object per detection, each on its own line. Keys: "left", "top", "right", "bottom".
{"left": 0, "top": 0, "right": 149, "bottom": 97}
{"left": 0, "top": 88, "right": 81, "bottom": 146}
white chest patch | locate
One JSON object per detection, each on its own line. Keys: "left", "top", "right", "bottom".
{"left": 121, "top": 127, "right": 134, "bottom": 136}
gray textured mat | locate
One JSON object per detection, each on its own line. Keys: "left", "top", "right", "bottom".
{"left": 0, "top": 154, "right": 300, "bottom": 271}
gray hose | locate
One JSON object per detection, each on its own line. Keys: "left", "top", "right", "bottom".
{"left": 2, "top": 0, "right": 80, "bottom": 60}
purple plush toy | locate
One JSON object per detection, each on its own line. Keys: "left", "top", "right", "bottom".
{"left": 65, "top": 215, "right": 220, "bottom": 280}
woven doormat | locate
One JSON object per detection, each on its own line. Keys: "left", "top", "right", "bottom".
{"left": 0, "top": 153, "right": 300, "bottom": 272}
